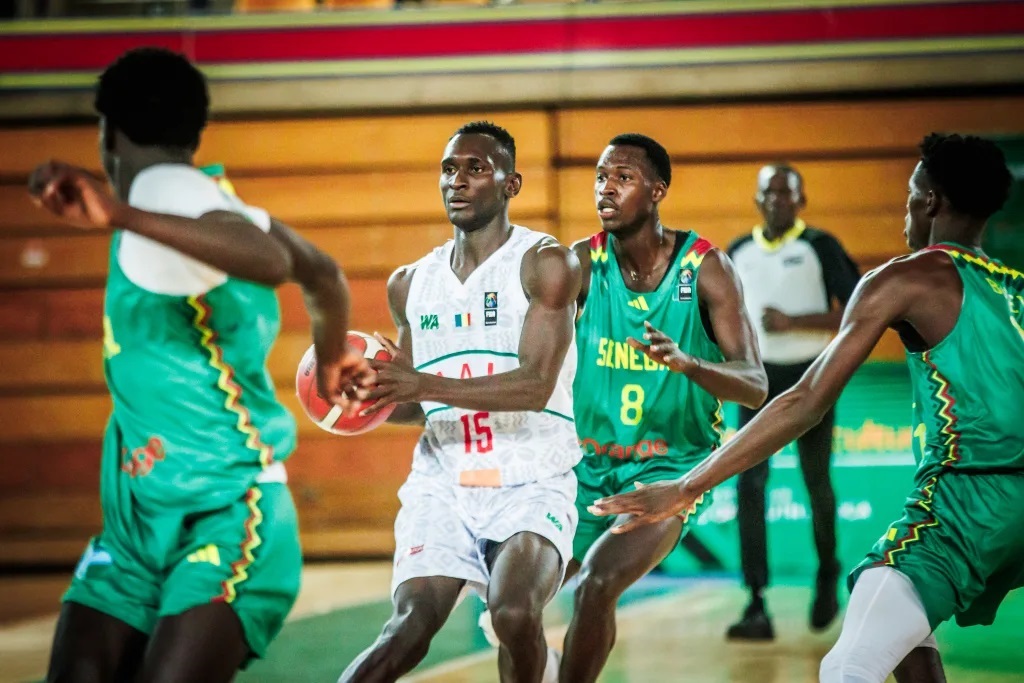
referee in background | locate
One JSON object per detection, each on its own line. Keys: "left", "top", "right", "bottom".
{"left": 725, "top": 163, "right": 861, "bottom": 640}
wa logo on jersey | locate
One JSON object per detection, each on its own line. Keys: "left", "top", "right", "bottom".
{"left": 484, "top": 291, "right": 499, "bottom": 326}
{"left": 420, "top": 314, "right": 439, "bottom": 330}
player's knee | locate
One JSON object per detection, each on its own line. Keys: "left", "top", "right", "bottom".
{"left": 488, "top": 601, "right": 543, "bottom": 644}
{"left": 575, "top": 567, "right": 623, "bottom": 609}
{"left": 819, "top": 643, "right": 882, "bottom": 683}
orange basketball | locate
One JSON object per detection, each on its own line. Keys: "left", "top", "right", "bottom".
{"left": 295, "top": 331, "right": 396, "bottom": 435}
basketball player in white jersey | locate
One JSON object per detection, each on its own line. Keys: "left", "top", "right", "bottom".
{"left": 337, "top": 122, "right": 582, "bottom": 683}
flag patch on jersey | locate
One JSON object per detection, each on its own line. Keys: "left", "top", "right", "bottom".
{"left": 627, "top": 296, "right": 649, "bottom": 311}
{"left": 454, "top": 313, "right": 472, "bottom": 327}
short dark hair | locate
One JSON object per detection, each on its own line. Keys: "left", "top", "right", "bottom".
{"left": 608, "top": 133, "right": 672, "bottom": 186}
{"left": 919, "top": 133, "right": 1012, "bottom": 220}
{"left": 95, "top": 47, "right": 210, "bottom": 150}
{"left": 450, "top": 121, "right": 516, "bottom": 169}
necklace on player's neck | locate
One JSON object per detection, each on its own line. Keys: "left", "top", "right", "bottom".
{"left": 624, "top": 231, "right": 666, "bottom": 282}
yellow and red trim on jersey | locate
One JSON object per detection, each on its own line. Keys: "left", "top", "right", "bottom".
{"left": 921, "top": 350, "right": 962, "bottom": 467}
{"left": 878, "top": 475, "right": 940, "bottom": 567}
{"left": 680, "top": 237, "right": 714, "bottom": 269}
{"left": 711, "top": 399, "right": 725, "bottom": 439}
{"left": 216, "top": 487, "right": 264, "bottom": 604}
{"left": 589, "top": 232, "right": 609, "bottom": 264}
{"left": 187, "top": 294, "right": 275, "bottom": 469}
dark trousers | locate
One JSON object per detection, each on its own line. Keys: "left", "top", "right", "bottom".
{"left": 736, "top": 361, "right": 838, "bottom": 593}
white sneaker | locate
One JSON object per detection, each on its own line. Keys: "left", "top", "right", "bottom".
{"left": 478, "top": 608, "right": 500, "bottom": 648}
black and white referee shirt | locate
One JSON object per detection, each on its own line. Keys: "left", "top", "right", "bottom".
{"left": 727, "top": 219, "right": 860, "bottom": 365}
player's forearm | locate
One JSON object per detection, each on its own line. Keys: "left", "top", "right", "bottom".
{"left": 113, "top": 205, "right": 292, "bottom": 285}
{"left": 418, "top": 369, "right": 555, "bottom": 412}
{"left": 298, "top": 258, "right": 351, "bottom": 367}
{"left": 684, "top": 387, "right": 824, "bottom": 494}
{"left": 386, "top": 403, "right": 426, "bottom": 426}
{"left": 685, "top": 360, "right": 768, "bottom": 409}
{"left": 789, "top": 309, "right": 844, "bottom": 332}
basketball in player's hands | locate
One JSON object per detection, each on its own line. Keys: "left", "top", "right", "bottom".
{"left": 296, "top": 332, "right": 396, "bottom": 435}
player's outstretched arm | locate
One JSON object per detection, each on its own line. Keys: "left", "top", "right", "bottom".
{"left": 628, "top": 249, "right": 768, "bottom": 408}
{"left": 28, "top": 160, "right": 369, "bottom": 404}
{"left": 29, "top": 160, "right": 296, "bottom": 286}
{"left": 592, "top": 259, "right": 916, "bottom": 532}
{"left": 362, "top": 240, "right": 582, "bottom": 413}
{"left": 267, "top": 218, "right": 373, "bottom": 407}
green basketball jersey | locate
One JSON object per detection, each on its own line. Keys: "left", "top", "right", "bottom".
{"left": 907, "top": 243, "right": 1024, "bottom": 484}
{"left": 574, "top": 230, "right": 725, "bottom": 466}
{"left": 101, "top": 196, "right": 295, "bottom": 514}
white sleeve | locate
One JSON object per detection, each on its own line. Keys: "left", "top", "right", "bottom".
{"left": 119, "top": 165, "right": 272, "bottom": 296}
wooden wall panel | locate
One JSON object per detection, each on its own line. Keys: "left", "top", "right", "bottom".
{"left": 0, "top": 280, "right": 388, "bottom": 343}
{"left": 556, "top": 97, "right": 1024, "bottom": 160}
{"left": 0, "top": 391, "right": 421, "bottom": 443}
{"left": 558, "top": 159, "right": 916, "bottom": 225}
{"left": 0, "top": 111, "right": 551, "bottom": 177}
{"left": 227, "top": 166, "right": 552, "bottom": 227}
{"left": 0, "top": 167, "right": 552, "bottom": 237}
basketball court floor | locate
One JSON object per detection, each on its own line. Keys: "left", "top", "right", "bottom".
{"left": 2, "top": 562, "right": 1022, "bottom": 682}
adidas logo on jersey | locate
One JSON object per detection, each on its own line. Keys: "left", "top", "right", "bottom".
{"left": 627, "top": 296, "right": 649, "bottom": 311}
{"left": 187, "top": 544, "right": 222, "bottom": 566}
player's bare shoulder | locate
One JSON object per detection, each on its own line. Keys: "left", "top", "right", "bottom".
{"left": 521, "top": 236, "right": 582, "bottom": 306}
{"left": 862, "top": 248, "right": 959, "bottom": 294}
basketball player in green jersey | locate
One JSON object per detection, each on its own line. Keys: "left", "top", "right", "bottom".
{"left": 29, "top": 48, "right": 369, "bottom": 683}
{"left": 593, "top": 133, "right": 1019, "bottom": 683}
{"left": 560, "top": 134, "right": 768, "bottom": 682}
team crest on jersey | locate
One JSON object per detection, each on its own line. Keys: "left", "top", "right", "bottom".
{"left": 420, "top": 314, "right": 439, "bottom": 330}
{"left": 484, "top": 291, "right": 498, "bottom": 326}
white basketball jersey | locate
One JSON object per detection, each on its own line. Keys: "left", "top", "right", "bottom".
{"left": 405, "top": 225, "right": 580, "bottom": 487}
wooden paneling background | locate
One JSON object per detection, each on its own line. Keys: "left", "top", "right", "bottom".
{"left": 2, "top": 95, "right": 1022, "bottom": 565}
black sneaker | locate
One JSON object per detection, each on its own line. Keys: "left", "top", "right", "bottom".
{"left": 810, "top": 567, "right": 840, "bottom": 632}
{"left": 726, "top": 601, "right": 775, "bottom": 641}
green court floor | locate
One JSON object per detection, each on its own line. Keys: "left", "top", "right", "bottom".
{"left": 238, "top": 576, "right": 1024, "bottom": 682}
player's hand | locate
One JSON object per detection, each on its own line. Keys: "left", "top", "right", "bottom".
{"left": 28, "top": 160, "right": 122, "bottom": 230}
{"left": 317, "top": 344, "right": 375, "bottom": 415}
{"left": 360, "top": 332, "right": 421, "bottom": 416}
{"left": 587, "top": 479, "right": 704, "bottom": 534}
{"left": 762, "top": 307, "right": 793, "bottom": 332}
{"left": 626, "top": 321, "right": 698, "bottom": 374}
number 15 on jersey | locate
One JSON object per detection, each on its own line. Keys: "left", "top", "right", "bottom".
{"left": 461, "top": 412, "right": 494, "bottom": 454}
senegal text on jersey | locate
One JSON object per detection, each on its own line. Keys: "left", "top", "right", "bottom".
{"left": 595, "top": 338, "right": 670, "bottom": 372}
